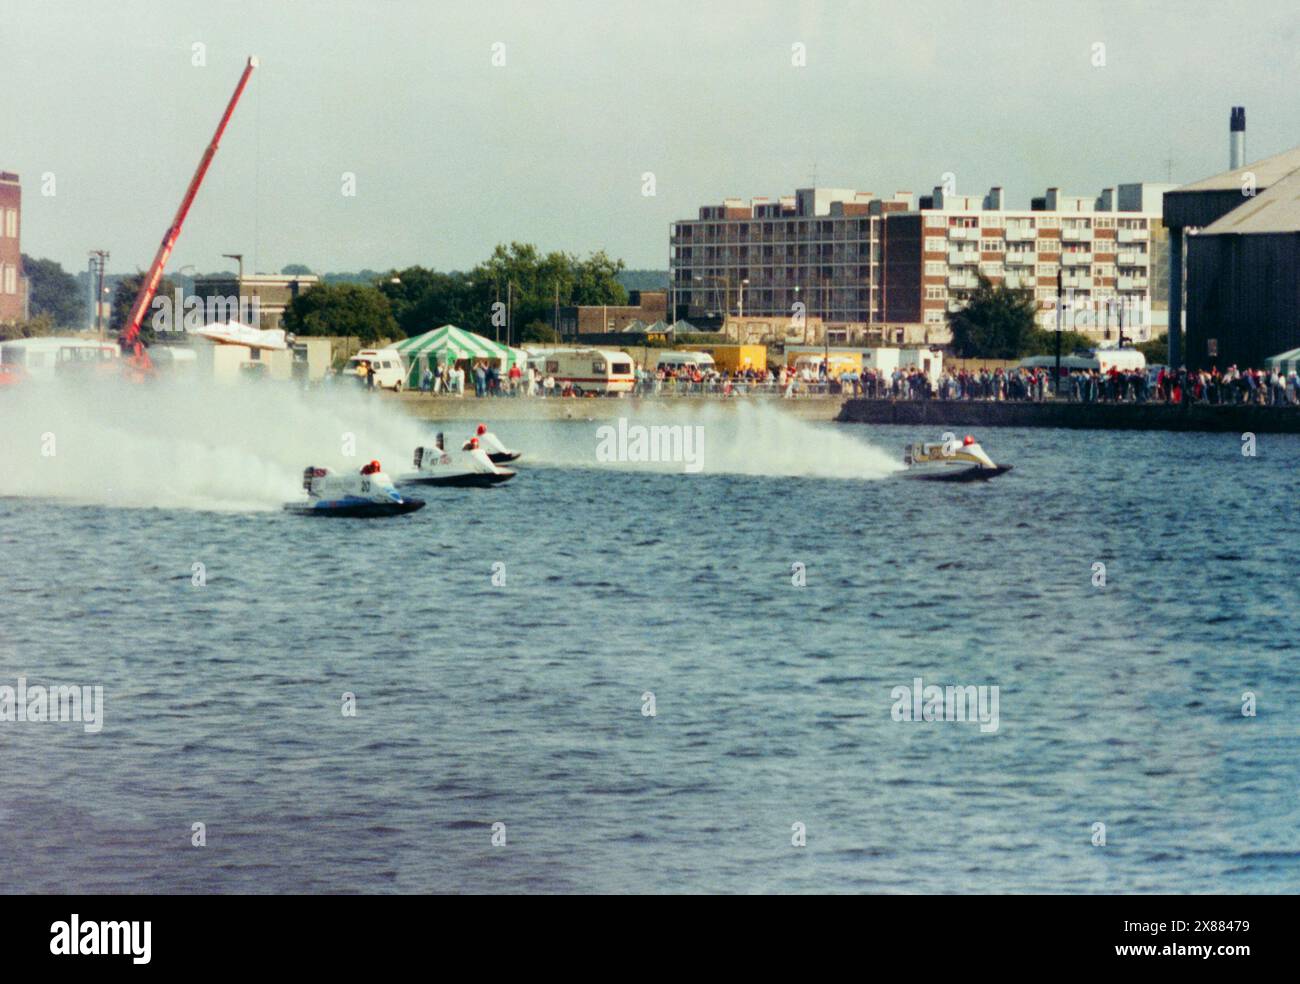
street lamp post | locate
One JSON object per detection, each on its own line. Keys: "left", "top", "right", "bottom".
{"left": 1054, "top": 268, "right": 1063, "bottom": 397}
{"left": 738, "top": 278, "right": 749, "bottom": 344}
{"left": 89, "top": 250, "right": 110, "bottom": 339}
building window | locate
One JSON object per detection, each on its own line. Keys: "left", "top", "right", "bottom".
{"left": 3, "top": 209, "right": 15, "bottom": 238}
{"left": 925, "top": 262, "right": 945, "bottom": 275}
{"left": 1038, "top": 216, "right": 1059, "bottom": 228}
{"left": 3, "top": 264, "right": 15, "bottom": 295}
{"left": 924, "top": 310, "right": 945, "bottom": 324}
{"left": 924, "top": 238, "right": 946, "bottom": 252}
{"left": 980, "top": 239, "right": 1004, "bottom": 252}
{"left": 925, "top": 286, "right": 947, "bottom": 300}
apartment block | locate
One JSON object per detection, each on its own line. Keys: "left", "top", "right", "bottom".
{"left": 903, "top": 182, "right": 1173, "bottom": 341}
{"left": 671, "top": 180, "right": 1173, "bottom": 345}
{"left": 0, "top": 171, "right": 23, "bottom": 323}
{"left": 670, "top": 189, "right": 911, "bottom": 342}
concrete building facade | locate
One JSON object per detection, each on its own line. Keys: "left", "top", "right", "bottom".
{"left": 0, "top": 171, "right": 24, "bottom": 323}
{"left": 192, "top": 272, "right": 320, "bottom": 330}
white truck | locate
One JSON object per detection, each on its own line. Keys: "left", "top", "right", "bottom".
{"left": 344, "top": 348, "right": 406, "bottom": 390}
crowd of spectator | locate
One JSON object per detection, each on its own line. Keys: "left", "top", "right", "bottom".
{"left": 390, "top": 354, "right": 1300, "bottom": 406}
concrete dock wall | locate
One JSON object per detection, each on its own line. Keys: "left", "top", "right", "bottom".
{"left": 836, "top": 399, "right": 1300, "bottom": 433}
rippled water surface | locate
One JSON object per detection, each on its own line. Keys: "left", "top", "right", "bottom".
{"left": 2, "top": 412, "right": 1298, "bottom": 893}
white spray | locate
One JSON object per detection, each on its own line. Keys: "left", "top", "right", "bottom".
{"left": 0, "top": 377, "right": 428, "bottom": 512}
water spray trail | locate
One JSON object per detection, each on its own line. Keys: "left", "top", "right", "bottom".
{"left": 520, "top": 401, "right": 902, "bottom": 479}
{"left": 0, "top": 379, "right": 429, "bottom": 512}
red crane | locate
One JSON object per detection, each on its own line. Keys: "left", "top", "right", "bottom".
{"left": 118, "top": 56, "right": 258, "bottom": 377}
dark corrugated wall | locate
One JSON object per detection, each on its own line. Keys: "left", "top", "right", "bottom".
{"left": 1186, "top": 232, "right": 1300, "bottom": 369}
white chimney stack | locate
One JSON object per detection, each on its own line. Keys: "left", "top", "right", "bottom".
{"left": 1230, "top": 106, "right": 1246, "bottom": 169}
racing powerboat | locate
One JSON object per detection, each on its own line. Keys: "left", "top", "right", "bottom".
{"left": 284, "top": 461, "right": 426, "bottom": 516}
{"left": 403, "top": 434, "right": 516, "bottom": 488}
{"left": 902, "top": 434, "right": 1012, "bottom": 482}
{"left": 464, "top": 424, "right": 521, "bottom": 464}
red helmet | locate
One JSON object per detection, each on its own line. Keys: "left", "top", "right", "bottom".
{"left": 963, "top": 435, "right": 975, "bottom": 446}
{"left": 468, "top": 437, "right": 480, "bottom": 449}
{"left": 476, "top": 424, "right": 487, "bottom": 435}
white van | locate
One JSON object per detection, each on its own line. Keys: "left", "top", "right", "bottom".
{"left": 0, "top": 337, "right": 119, "bottom": 380}
{"left": 345, "top": 348, "right": 406, "bottom": 390}
{"left": 539, "top": 348, "right": 634, "bottom": 395}
{"left": 653, "top": 350, "right": 716, "bottom": 374}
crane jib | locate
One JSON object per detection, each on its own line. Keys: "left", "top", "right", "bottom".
{"left": 119, "top": 56, "right": 259, "bottom": 371}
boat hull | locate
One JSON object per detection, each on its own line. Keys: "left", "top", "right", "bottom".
{"left": 488, "top": 451, "right": 520, "bottom": 464}
{"left": 403, "top": 470, "right": 515, "bottom": 488}
{"left": 283, "top": 498, "right": 426, "bottom": 517}
{"left": 903, "top": 464, "right": 1013, "bottom": 483}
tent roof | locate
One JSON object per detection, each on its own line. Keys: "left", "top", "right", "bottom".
{"left": 395, "top": 324, "right": 513, "bottom": 361}
{"left": 1265, "top": 346, "right": 1300, "bottom": 363}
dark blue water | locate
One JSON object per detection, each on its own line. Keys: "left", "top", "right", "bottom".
{"left": 2, "top": 416, "right": 1297, "bottom": 893}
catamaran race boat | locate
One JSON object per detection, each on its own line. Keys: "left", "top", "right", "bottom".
{"left": 902, "top": 434, "right": 1012, "bottom": 482}
{"left": 284, "top": 461, "right": 426, "bottom": 516}
{"left": 464, "top": 424, "right": 521, "bottom": 464}
{"left": 404, "top": 435, "right": 516, "bottom": 488}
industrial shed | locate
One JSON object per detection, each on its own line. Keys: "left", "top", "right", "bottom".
{"left": 1184, "top": 168, "right": 1300, "bottom": 369}
{"left": 1162, "top": 127, "right": 1300, "bottom": 369}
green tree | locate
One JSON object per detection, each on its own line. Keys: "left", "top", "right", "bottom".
{"left": 377, "top": 267, "right": 479, "bottom": 338}
{"left": 1136, "top": 331, "right": 1182, "bottom": 365}
{"left": 110, "top": 272, "right": 179, "bottom": 343}
{"left": 522, "top": 320, "right": 560, "bottom": 343}
{"left": 281, "top": 263, "right": 313, "bottom": 276}
{"left": 282, "top": 282, "right": 398, "bottom": 345}
{"left": 0, "top": 313, "right": 55, "bottom": 342}
{"left": 372, "top": 245, "right": 629, "bottom": 344}
{"left": 468, "top": 243, "right": 627, "bottom": 345}
{"left": 946, "top": 276, "right": 1039, "bottom": 359}
{"left": 1019, "top": 327, "right": 1094, "bottom": 357}
{"left": 21, "top": 255, "right": 83, "bottom": 327}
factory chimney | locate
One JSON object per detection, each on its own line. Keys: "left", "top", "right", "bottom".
{"left": 1230, "top": 106, "right": 1246, "bottom": 169}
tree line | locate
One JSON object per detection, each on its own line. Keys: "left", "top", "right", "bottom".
{"left": 283, "top": 244, "right": 629, "bottom": 346}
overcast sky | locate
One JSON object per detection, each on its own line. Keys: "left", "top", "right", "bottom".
{"left": 3, "top": 0, "right": 1298, "bottom": 276}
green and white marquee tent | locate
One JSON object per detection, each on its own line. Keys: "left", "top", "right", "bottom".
{"left": 394, "top": 324, "right": 527, "bottom": 387}
{"left": 1265, "top": 346, "right": 1300, "bottom": 375}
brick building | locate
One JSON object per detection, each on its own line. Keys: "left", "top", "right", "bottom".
{"left": 557, "top": 290, "right": 668, "bottom": 335}
{"left": 0, "top": 171, "right": 23, "bottom": 323}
